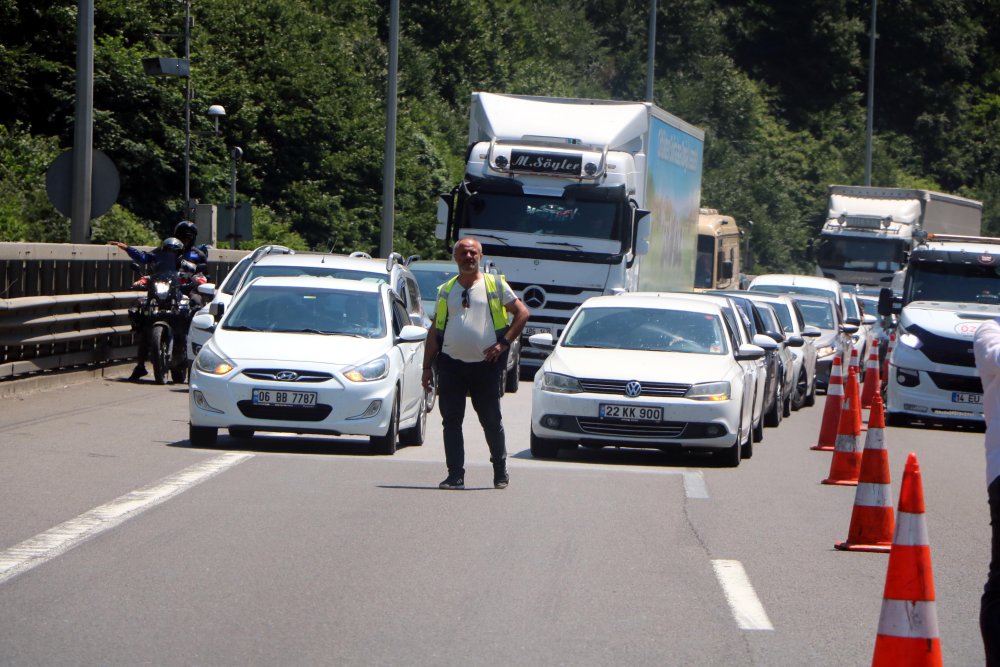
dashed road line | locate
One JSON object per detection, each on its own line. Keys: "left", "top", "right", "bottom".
{"left": 712, "top": 559, "right": 774, "bottom": 630}
{"left": 0, "top": 452, "right": 252, "bottom": 586}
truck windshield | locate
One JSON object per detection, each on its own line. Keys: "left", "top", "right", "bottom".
{"left": 816, "top": 237, "right": 907, "bottom": 273}
{"left": 464, "top": 192, "right": 621, "bottom": 241}
{"left": 906, "top": 261, "right": 1000, "bottom": 305}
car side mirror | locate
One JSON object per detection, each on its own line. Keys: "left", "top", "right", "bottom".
{"left": 191, "top": 313, "right": 215, "bottom": 332}
{"left": 862, "top": 313, "right": 877, "bottom": 325}
{"left": 841, "top": 323, "right": 859, "bottom": 335}
{"left": 845, "top": 316, "right": 861, "bottom": 326}
{"left": 397, "top": 325, "right": 428, "bottom": 344}
{"left": 786, "top": 335, "right": 805, "bottom": 348}
{"left": 877, "top": 287, "right": 901, "bottom": 316}
{"left": 528, "top": 332, "right": 556, "bottom": 350}
{"left": 736, "top": 343, "right": 766, "bottom": 361}
{"left": 209, "top": 302, "right": 225, "bottom": 322}
{"left": 801, "top": 326, "right": 822, "bottom": 338}
{"left": 752, "top": 333, "right": 778, "bottom": 351}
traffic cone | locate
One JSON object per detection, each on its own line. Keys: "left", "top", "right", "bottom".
{"left": 849, "top": 345, "right": 861, "bottom": 377}
{"left": 812, "top": 355, "right": 844, "bottom": 451}
{"left": 860, "top": 342, "right": 881, "bottom": 409}
{"left": 822, "top": 387, "right": 862, "bottom": 485}
{"left": 849, "top": 366, "right": 866, "bottom": 433}
{"left": 871, "top": 452, "right": 941, "bottom": 666}
{"left": 835, "top": 395, "right": 893, "bottom": 552}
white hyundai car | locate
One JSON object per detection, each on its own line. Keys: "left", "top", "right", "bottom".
{"left": 529, "top": 294, "right": 765, "bottom": 466}
{"left": 189, "top": 276, "right": 427, "bottom": 454}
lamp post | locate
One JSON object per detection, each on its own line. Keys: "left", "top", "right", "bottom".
{"left": 864, "top": 0, "right": 877, "bottom": 186}
{"left": 229, "top": 146, "right": 242, "bottom": 249}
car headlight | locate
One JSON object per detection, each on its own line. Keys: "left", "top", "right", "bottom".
{"left": 344, "top": 355, "right": 389, "bottom": 382}
{"left": 541, "top": 372, "right": 583, "bottom": 394}
{"left": 816, "top": 345, "right": 835, "bottom": 358}
{"left": 685, "top": 381, "right": 731, "bottom": 401}
{"left": 195, "top": 343, "right": 236, "bottom": 375}
{"left": 898, "top": 332, "right": 922, "bottom": 350}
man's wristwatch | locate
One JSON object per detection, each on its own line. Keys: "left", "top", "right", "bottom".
{"left": 499, "top": 338, "right": 510, "bottom": 349}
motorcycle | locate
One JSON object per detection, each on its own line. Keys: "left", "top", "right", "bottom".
{"left": 129, "top": 260, "right": 202, "bottom": 384}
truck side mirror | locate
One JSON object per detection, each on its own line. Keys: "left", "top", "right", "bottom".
{"left": 720, "top": 260, "right": 734, "bottom": 280}
{"left": 634, "top": 209, "right": 651, "bottom": 256}
{"left": 877, "top": 287, "right": 900, "bottom": 316}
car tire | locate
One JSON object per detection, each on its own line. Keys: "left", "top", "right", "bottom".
{"left": 719, "top": 429, "right": 742, "bottom": 467}
{"left": 504, "top": 357, "right": 520, "bottom": 394}
{"left": 752, "top": 413, "right": 764, "bottom": 443}
{"left": 398, "top": 402, "right": 426, "bottom": 447}
{"left": 229, "top": 427, "right": 254, "bottom": 439}
{"left": 764, "top": 378, "right": 782, "bottom": 427}
{"left": 804, "top": 376, "right": 817, "bottom": 407}
{"left": 189, "top": 423, "right": 217, "bottom": 447}
{"left": 791, "top": 369, "right": 807, "bottom": 411}
{"left": 370, "top": 393, "right": 399, "bottom": 455}
{"left": 782, "top": 388, "right": 792, "bottom": 418}
{"left": 530, "top": 431, "right": 561, "bottom": 459}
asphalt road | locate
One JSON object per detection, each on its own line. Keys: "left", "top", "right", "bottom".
{"left": 0, "top": 373, "right": 990, "bottom": 666}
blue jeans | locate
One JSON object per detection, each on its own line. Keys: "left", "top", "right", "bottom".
{"left": 984, "top": 475, "right": 1000, "bottom": 666}
{"left": 437, "top": 353, "right": 506, "bottom": 477}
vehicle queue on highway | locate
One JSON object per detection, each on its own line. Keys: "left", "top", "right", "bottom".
{"left": 180, "top": 245, "right": 905, "bottom": 467}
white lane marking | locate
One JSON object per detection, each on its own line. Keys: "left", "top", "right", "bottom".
{"left": 0, "top": 452, "right": 252, "bottom": 586}
{"left": 683, "top": 471, "right": 709, "bottom": 499}
{"left": 711, "top": 559, "right": 774, "bottom": 630}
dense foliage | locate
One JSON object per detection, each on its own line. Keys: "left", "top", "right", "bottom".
{"left": 1, "top": 0, "right": 997, "bottom": 271}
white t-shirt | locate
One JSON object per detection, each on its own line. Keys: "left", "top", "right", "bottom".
{"left": 440, "top": 277, "right": 517, "bottom": 363}
{"left": 973, "top": 319, "right": 1000, "bottom": 486}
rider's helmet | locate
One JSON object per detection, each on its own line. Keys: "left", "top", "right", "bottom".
{"left": 173, "top": 220, "right": 198, "bottom": 243}
{"left": 161, "top": 237, "right": 184, "bottom": 253}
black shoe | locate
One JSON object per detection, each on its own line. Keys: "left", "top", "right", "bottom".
{"left": 439, "top": 475, "right": 464, "bottom": 490}
{"left": 493, "top": 466, "right": 509, "bottom": 489}
{"left": 128, "top": 366, "right": 148, "bottom": 382}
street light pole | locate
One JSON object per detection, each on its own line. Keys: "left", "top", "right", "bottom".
{"left": 379, "top": 0, "right": 399, "bottom": 258}
{"left": 646, "top": 0, "right": 656, "bottom": 103}
{"left": 183, "top": 0, "right": 192, "bottom": 217}
{"left": 229, "top": 146, "right": 242, "bottom": 249}
{"left": 864, "top": 0, "right": 877, "bottom": 186}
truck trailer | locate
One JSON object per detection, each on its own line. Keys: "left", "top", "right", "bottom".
{"left": 879, "top": 231, "right": 994, "bottom": 427}
{"left": 816, "top": 185, "right": 982, "bottom": 288}
{"left": 436, "top": 92, "right": 705, "bottom": 373}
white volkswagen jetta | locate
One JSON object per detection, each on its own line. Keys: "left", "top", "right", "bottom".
{"left": 188, "top": 276, "right": 427, "bottom": 454}
{"left": 529, "top": 294, "right": 765, "bottom": 466}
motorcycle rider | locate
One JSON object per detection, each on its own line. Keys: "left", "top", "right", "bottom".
{"left": 109, "top": 237, "right": 186, "bottom": 381}
{"left": 171, "top": 220, "right": 209, "bottom": 306}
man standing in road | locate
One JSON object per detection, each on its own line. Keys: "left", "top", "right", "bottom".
{"left": 974, "top": 318, "right": 1000, "bottom": 666}
{"left": 421, "top": 238, "right": 529, "bottom": 490}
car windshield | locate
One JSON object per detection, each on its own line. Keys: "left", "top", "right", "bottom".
{"left": 243, "top": 265, "right": 385, "bottom": 289}
{"left": 224, "top": 285, "right": 386, "bottom": 338}
{"left": 796, "top": 300, "right": 835, "bottom": 330}
{"left": 906, "top": 261, "right": 1000, "bottom": 305}
{"left": 411, "top": 268, "right": 455, "bottom": 302}
{"left": 561, "top": 306, "right": 727, "bottom": 354}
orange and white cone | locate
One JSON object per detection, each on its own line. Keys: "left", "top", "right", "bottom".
{"left": 849, "top": 345, "right": 861, "bottom": 378}
{"left": 835, "top": 394, "right": 893, "bottom": 552}
{"left": 871, "top": 452, "right": 941, "bottom": 666}
{"left": 849, "top": 366, "right": 867, "bottom": 432}
{"left": 860, "top": 342, "right": 882, "bottom": 410}
{"left": 812, "top": 355, "right": 844, "bottom": 451}
{"left": 822, "top": 387, "right": 862, "bottom": 486}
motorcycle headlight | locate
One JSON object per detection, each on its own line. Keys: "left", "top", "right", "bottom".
{"left": 541, "top": 372, "right": 583, "bottom": 394}
{"left": 154, "top": 281, "right": 170, "bottom": 299}
{"left": 344, "top": 355, "right": 389, "bottom": 382}
{"left": 195, "top": 343, "right": 236, "bottom": 375}
{"left": 685, "top": 381, "right": 731, "bottom": 401}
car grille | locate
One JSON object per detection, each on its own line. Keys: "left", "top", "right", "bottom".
{"left": 577, "top": 379, "right": 691, "bottom": 397}
{"left": 236, "top": 401, "right": 333, "bottom": 421}
{"left": 242, "top": 369, "right": 333, "bottom": 383}
{"left": 576, "top": 418, "right": 687, "bottom": 438}
{"left": 907, "top": 325, "right": 975, "bottom": 367}
{"left": 927, "top": 372, "right": 982, "bottom": 393}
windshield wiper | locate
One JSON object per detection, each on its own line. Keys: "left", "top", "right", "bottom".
{"left": 470, "top": 233, "right": 509, "bottom": 246}
{"left": 225, "top": 324, "right": 262, "bottom": 332}
{"left": 540, "top": 241, "right": 583, "bottom": 250}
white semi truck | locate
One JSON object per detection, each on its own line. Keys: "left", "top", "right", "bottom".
{"left": 816, "top": 185, "right": 982, "bottom": 288}
{"left": 879, "top": 231, "right": 995, "bottom": 427}
{"left": 436, "top": 92, "right": 705, "bottom": 373}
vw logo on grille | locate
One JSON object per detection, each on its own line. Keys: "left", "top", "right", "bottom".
{"left": 624, "top": 381, "right": 642, "bottom": 397}
{"left": 523, "top": 285, "right": 547, "bottom": 309}
{"left": 275, "top": 371, "right": 299, "bottom": 382}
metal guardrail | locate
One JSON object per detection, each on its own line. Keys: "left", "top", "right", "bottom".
{"left": 1, "top": 242, "right": 247, "bottom": 381}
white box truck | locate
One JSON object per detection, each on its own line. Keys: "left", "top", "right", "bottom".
{"left": 816, "top": 185, "right": 982, "bottom": 288}
{"left": 878, "top": 231, "right": 994, "bottom": 427}
{"left": 436, "top": 92, "right": 705, "bottom": 373}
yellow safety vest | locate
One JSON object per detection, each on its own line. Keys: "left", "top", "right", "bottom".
{"left": 435, "top": 273, "right": 509, "bottom": 333}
